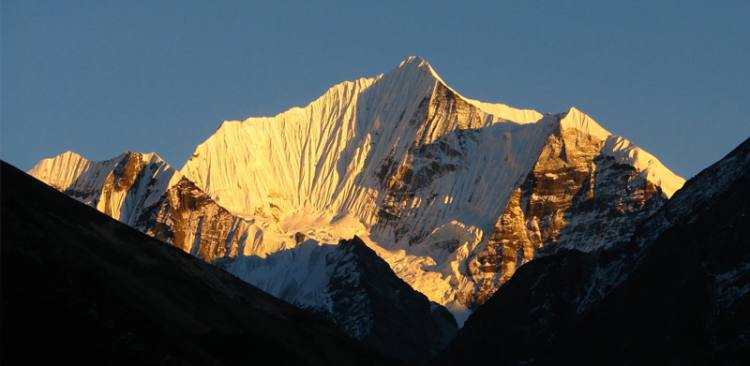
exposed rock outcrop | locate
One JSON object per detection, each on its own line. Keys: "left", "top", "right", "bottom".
{"left": 465, "top": 121, "right": 669, "bottom": 306}
{"left": 30, "top": 57, "right": 685, "bottom": 318}
{"left": 435, "top": 138, "right": 750, "bottom": 365}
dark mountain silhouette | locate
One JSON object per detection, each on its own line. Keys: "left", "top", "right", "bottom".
{"left": 435, "top": 138, "right": 750, "bottom": 365}
{"left": 0, "top": 161, "right": 396, "bottom": 366}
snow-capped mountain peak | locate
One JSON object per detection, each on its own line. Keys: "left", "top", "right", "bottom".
{"left": 560, "top": 106, "right": 611, "bottom": 140}
{"left": 560, "top": 106, "right": 683, "bottom": 196}
{"left": 394, "top": 55, "right": 544, "bottom": 125}
{"left": 31, "top": 57, "right": 686, "bottom": 323}
{"left": 29, "top": 150, "right": 179, "bottom": 225}
{"left": 176, "top": 58, "right": 685, "bottom": 315}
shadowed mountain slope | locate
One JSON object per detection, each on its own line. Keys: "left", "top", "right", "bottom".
{"left": 435, "top": 138, "right": 750, "bottom": 365}
{"left": 0, "top": 161, "right": 394, "bottom": 366}
{"left": 31, "top": 57, "right": 685, "bottom": 317}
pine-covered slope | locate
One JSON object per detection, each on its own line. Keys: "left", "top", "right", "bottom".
{"left": 1, "top": 161, "right": 392, "bottom": 366}
{"left": 435, "top": 137, "right": 750, "bottom": 365}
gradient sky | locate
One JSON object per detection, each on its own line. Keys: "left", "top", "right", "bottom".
{"left": 2, "top": 0, "right": 748, "bottom": 178}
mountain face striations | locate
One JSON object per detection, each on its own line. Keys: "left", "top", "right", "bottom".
{"left": 29, "top": 57, "right": 684, "bottom": 326}
{"left": 28, "top": 150, "right": 456, "bottom": 363}
{"left": 176, "top": 57, "right": 683, "bottom": 313}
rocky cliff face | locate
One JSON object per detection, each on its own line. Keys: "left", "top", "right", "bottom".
{"left": 330, "top": 237, "right": 458, "bottom": 361}
{"left": 178, "top": 57, "right": 683, "bottom": 315}
{"left": 2, "top": 162, "right": 393, "bottom": 366}
{"left": 29, "top": 150, "right": 457, "bottom": 362}
{"left": 435, "top": 137, "right": 750, "bottom": 365}
{"left": 30, "top": 57, "right": 684, "bottom": 320}
{"left": 138, "top": 177, "right": 258, "bottom": 262}
{"left": 28, "top": 150, "right": 177, "bottom": 225}
{"left": 29, "top": 150, "right": 272, "bottom": 263}
{"left": 222, "top": 236, "right": 458, "bottom": 363}
{"left": 465, "top": 119, "right": 669, "bottom": 306}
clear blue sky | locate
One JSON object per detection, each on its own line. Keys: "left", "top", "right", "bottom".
{"left": 2, "top": 0, "right": 748, "bottom": 178}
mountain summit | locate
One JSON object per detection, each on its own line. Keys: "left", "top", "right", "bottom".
{"left": 30, "top": 57, "right": 684, "bottom": 323}
{"left": 177, "top": 57, "right": 684, "bottom": 311}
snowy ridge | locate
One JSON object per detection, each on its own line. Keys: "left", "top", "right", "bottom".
{"left": 561, "top": 107, "right": 684, "bottom": 196}
{"left": 181, "top": 57, "right": 555, "bottom": 219}
{"left": 227, "top": 240, "right": 339, "bottom": 312}
{"left": 576, "top": 138, "right": 750, "bottom": 314}
{"left": 435, "top": 139, "right": 750, "bottom": 365}
{"left": 30, "top": 150, "right": 118, "bottom": 205}
{"left": 179, "top": 57, "right": 685, "bottom": 315}
{"left": 402, "top": 56, "right": 544, "bottom": 124}
{"left": 179, "top": 57, "right": 566, "bottom": 313}
{"left": 30, "top": 57, "right": 686, "bottom": 322}
{"left": 637, "top": 137, "right": 750, "bottom": 244}
{"left": 224, "top": 236, "right": 460, "bottom": 359}
{"left": 29, "top": 150, "right": 97, "bottom": 193}
{"left": 602, "top": 136, "right": 684, "bottom": 197}
{"left": 29, "top": 151, "right": 180, "bottom": 224}
{"left": 29, "top": 149, "right": 460, "bottom": 354}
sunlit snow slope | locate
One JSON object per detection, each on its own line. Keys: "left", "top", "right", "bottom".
{"left": 29, "top": 151, "right": 179, "bottom": 225}
{"left": 28, "top": 149, "right": 459, "bottom": 358}
{"left": 30, "top": 57, "right": 684, "bottom": 322}
{"left": 179, "top": 56, "right": 685, "bottom": 314}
